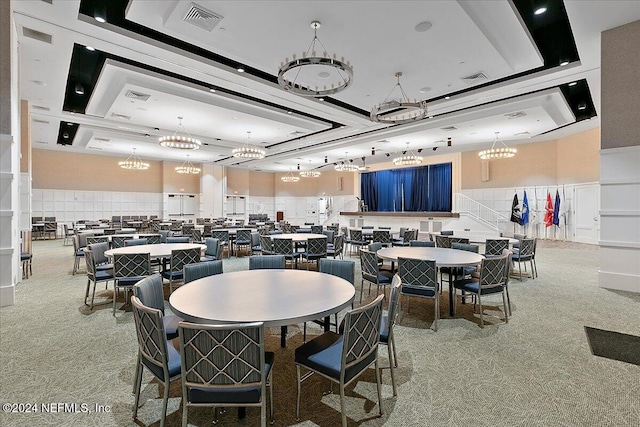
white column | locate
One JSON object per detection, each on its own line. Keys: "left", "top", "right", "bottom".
{"left": 200, "top": 164, "right": 225, "bottom": 218}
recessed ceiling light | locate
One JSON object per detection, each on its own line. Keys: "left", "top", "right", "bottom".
{"left": 94, "top": 16, "right": 106, "bottom": 23}
{"left": 419, "top": 87, "right": 431, "bottom": 93}
{"left": 287, "top": 111, "right": 292, "bottom": 114}
{"left": 444, "top": 96, "right": 450, "bottom": 100}
{"left": 560, "top": 60, "right": 570, "bottom": 66}
{"left": 534, "top": 6, "right": 547, "bottom": 15}
{"left": 237, "top": 66, "right": 245, "bottom": 73}
{"left": 414, "top": 21, "right": 433, "bottom": 32}
{"left": 568, "top": 81, "right": 577, "bottom": 86}
{"left": 209, "top": 88, "right": 216, "bottom": 93}
{"left": 317, "top": 71, "right": 330, "bottom": 79}
{"left": 85, "top": 46, "right": 95, "bottom": 51}
{"left": 578, "top": 102, "right": 587, "bottom": 110}
{"left": 428, "top": 116, "right": 434, "bottom": 119}
{"left": 318, "top": 98, "right": 325, "bottom": 102}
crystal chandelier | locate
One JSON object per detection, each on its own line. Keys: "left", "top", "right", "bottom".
{"left": 159, "top": 116, "right": 201, "bottom": 149}
{"left": 371, "top": 72, "right": 428, "bottom": 124}
{"left": 232, "top": 131, "right": 265, "bottom": 159}
{"left": 281, "top": 169, "right": 300, "bottom": 183}
{"left": 334, "top": 153, "right": 360, "bottom": 172}
{"left": 478, "top": 132, "right": 517, "bottom": 160}
{"left": 300, "top": 160, "right": 321, "bottom": 177}
{"left": 118, "top": 148, "right": 149, "bottom": 170}
{"left": 175, "top": 155, "right": 201, "bottom": 174}
{"left": 277, "top": 21, "right": 353, "bottom": 97}
{"left": 393, "top": 142, "right": 423, "bottom": 166}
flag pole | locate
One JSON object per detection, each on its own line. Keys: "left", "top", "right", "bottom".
{"left": 562, "top": 185, "right": 568, "bottom": 241}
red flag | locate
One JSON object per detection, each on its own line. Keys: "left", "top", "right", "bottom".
{"left": 544, "top": 192, "right": 554, "bottom": 228}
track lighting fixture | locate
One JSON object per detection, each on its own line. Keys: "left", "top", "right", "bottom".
{"left": 433, "top": 147, "right": 438, "bottom": 151}
{"left": 447, "top": 137, "right": 452, "bottom": 147}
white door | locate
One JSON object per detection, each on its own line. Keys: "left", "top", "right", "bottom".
{"left": 574, "top": 184, "right": 600, "bottom": 244}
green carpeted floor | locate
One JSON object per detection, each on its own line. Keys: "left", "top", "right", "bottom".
{"left": 0, "top": 239, "right": 638, "bottom": 426}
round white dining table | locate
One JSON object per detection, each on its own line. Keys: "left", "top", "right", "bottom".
{"left": 270, "top": 233, "right": 327, "bottom": 242}
{"left": 377, "top": 246, "right": 484, "bottom": 315}
{"left": 169, "top": 269, "right": 355, "bottom": 347}
{"left": 104, "top": 243, "right": 205, "bottom": 259}
{"left": 428, "top": 233, "right": 518, "bottom": 245}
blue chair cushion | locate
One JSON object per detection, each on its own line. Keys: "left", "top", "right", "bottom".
{"left": 453, "top": 279, "right": 504, "bottom": 295}
{"left": 401, "top": 284, "right": 436, "bottom": 297}
{"left": 163, "top": 314, "right": 183, "bottom": 341}
{"left": 162, "top": 270, "right": 183, "bottom": 280}
{"left": 200, "top": 256, "right": 215, "bottom": 262}
{"left": 21, "top": 253, "right": 32, "bottom": 261}
{"left": 295, "top": 332, "right": 376, "bottom": 384}
{"left": 513, "top": 254, "right": 532, "bottom": 261}
{"left": 188, "top": 352, "right": 274, "bottom": 404}
{"left": 117, "top": 277, "right": 145, "bottom": 287}
{"left": 96, "top": 263, "right": 113, "bottom": 271}
{"left": 142, "top": 339, "right": 181, "bottom": 382}
{"left": 95, "top": 270, "right": 114, "bottom": 281}
{"left": 76, "top": 250, "right": 85, "bottom": 257}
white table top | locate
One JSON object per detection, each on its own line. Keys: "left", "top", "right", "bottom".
{"left": 169, "top": 270, "right": 355, "bottom": 327}
{"left": 78, "top": 228, "right": 135, "bottom": 235}
{"left": 104, "top": 243, "right": 205, "bottom": 259}
{"left": 271, "top": 233, "right": 327, "bottom": 242}
{"left": 377, "top": 247, "right": 484, "bottom": 267}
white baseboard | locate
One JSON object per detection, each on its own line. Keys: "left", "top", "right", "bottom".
{"left": 599, "top": 271, "right": 640, "bottom": 293}
{"left": 0, "top": 284, "right": 15, "bottom": 307}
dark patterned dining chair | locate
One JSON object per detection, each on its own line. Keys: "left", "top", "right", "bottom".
{"left": 178, "top": 321, "right": 274, "bottom": 427}
{"left": 190, "top": 229, "right": 202, "bottom": 243}
{"left": 146, "top": 234, "right": 162, "bottom": 245}
{"left": 125, "top": 238, "right": 148, "bottom": 246}
{"left": 84, "top": 247, "right": 114, "bottom": 310}
{"left": 234, "top": 229, "right": 253, "bottom": 256}
{"left": 131, "top": 296, "right": 181, "bottom": 427}
{"left": 485, "top": 238, "right": 509, "bottom": 257}
{"left": 211, "top": 230, "right": 230, "bottom": 258}
{"left": 434, "top": 234, "right": 452, "bottom": 248}
{"left": 111, "top": 236, "right": 131, "bottom": 249}
{"left": 398, "top": 257, "right": 439, "bottom": 331}
{"left": 72, "top": 235, "right": 85, "bottom": 275}
{"left": 113, "top": 252, "right": 151, "bottom": 316}
{"left": 301, "top": 236, "right": 327, "bottom": 270}
{"left": 183, "top": 260, "right": 223, "bottom": 283}
{"left": 381, "top": 275, "right": 402, "bottom": 396}
{"left": 372, "top": 229, "right": 392, "bottom": 247}
{"left": 249, "top": 255, "right": 286, "bottom": 270}
{"left": 259, "top": 235, "right": 273, "bottom": 256}
{"left": 273, "top": 238, "right": 300, "bottom": 269}
{"left": 392, "top": 229, "right": 415, "bottom": 247}
{"left": 453, "top": 254, "right": 510, "bottom": 328}
{"left": 133, "top": 274, "right": 182, "bottom": 340}
{"left": 251, "top": 232, "right": 262, "bottom": 255}
{"left": 327, "top": 234, "right": 344, "bottom": 259}
{"left": 86, "top": 235, "right": 109, "bottom": 245}
{"left": 360, "top": 249, "right": 393, "bottom": 302}
{"left": 409, "top": 240, "right": 435, "bottom": 247}
{"left": 349, "top": 229, "right": 367, "bottom": 255}
{"left": 162, "top": 248, "right": 201, "bottom": 292}
{"left": 166, "top": 236, "right": 190, "bottom": 244}
{"left": 512, "top": 238, "right": 536, "bottom": 280}
{"left": 295, "top": 294, "right": 384, "bottom": 427}
{"left": 311, "top": 225, "right": 323, "bottom": 234}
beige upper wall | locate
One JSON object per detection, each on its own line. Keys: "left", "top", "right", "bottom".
{"left": 461, "top": 127, "right": 600, "bottom": 188}
{"left": 274, "top": 170, "right": 356, "bottom": 197}
{"left": 602, "top": 20, "right": 640, "bottom": 149}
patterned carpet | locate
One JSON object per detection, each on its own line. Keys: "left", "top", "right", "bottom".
{"left": 0, "top": 239, "right": 638, "bottom": 427}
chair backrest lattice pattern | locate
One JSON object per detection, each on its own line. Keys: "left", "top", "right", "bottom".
{"left": 87, "top": 236, "right": 109, "bottom": 245}
{"left": 85, "top": 248, "right": 98, "bottom": 280}
{"left": 306, "top": 237, "right": 327, "bottom": 256}
{"left": 372, "top": 230, "right": 392, "bottom": 245}
{"left": 114, "top": 252, "right": 151, "bottom": 280}
{"left": 479, "top": 255, "right": 509, "bottom": 290}
{"left": 211, "top": 230, "right": 230, "bottom": 244}
{"left": 342, "top": 295, "right": 383, "bottom": 367}
{"left": 236, "top": 229, "right": 252, "bottom": 243}
{"left": 360, "top": 249, "right": 380, "bottom": 282}
{"left": 434, "top": 235, "right": 452, "bottom": 249}
{"left": 398, "top": 257, "right": 437, "bottom": 288}
{"left": 486, "top": 239, "right": 509, "bottom": 256}
{"left": 190, "top": 229, "right": 202, "bottom": 243}
{"left": 311, "top": 225, "right": 323, "bottom": 234}
{"left": 112, "top": 236, "right": 132, "bottom": 249}
{"left": 450, "top": 237, "right": 470, "bottom": 245}
{"left": 259, "top": 235, "right": 273, "bottom": 254}
{"left": 131, "top": 296, "right": 169, "bottom": 374}
{"left": 402, "top": 229, "right": 417, "bottom": 243}
{"left": 179, "top": 322, "right": 264, "bottom": 387}
{"left": 518, "top": 238, "right": 535, "bottom": 258}
{"left": 350, "top": 229, "right": 364, "bottom": 243}
{"left": 169, "top": 248, "right": 201, "bottom": 274}
{"left": 273, "top": 238, "right": 295, "bottom": 256}
{"left": 146, "top": 234, "right": 161, "bottom": 245}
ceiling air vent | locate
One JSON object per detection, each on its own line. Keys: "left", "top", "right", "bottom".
{"left": 34, "top": 140, "right": 48, "bottom": 144}
{"left": 88, "top": 147, "right": 103, "bottom": 151}
{"left": 183, "top": 3, "right": 224, "bottom": 32}
{"left": 440, "top": 126, "right": 458, "bottom": 131}
{"left": 514, "top": 131, "right": 530, "bottom": 136}
{"left": 125, "top": 90, "right": 151, "bottom": 101}
{"left": 22, "top": 27, "right": 52, "bottom": 44}
{"left": 504, "top": 111, "right": 527, "bottom": 119}
{"left": 111, "top": 113, "right": 131, "bottom": 120}
{"left": 32, "top": 105, "right": 50, "bottom": 111}
{"left": 460, "top": 71, "right": 488, "bottom": 85}
{"left": 94, "top": 137, "right": 110, "bottom": 142}
{"left": 33, "top": 118, "right": 50, "bottom": 124}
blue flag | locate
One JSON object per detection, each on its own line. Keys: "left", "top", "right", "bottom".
{"left": 521, "top": 191, "right": 529, "bottom": 225}
{"left": 553, "top": 190, "right": 561, "bottom": 226}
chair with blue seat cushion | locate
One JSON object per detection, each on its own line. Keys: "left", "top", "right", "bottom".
{"left": 302, "top": 258, "right": 356, "bottom": 342}
{"left": 322, "top": 229, "right": 335, "bottom": 248}
{"left": 251, "top": 232, "right": 262, "bottom": 255}
{"left": 190, "top": 229, "right": 202, "bottom": 243}
{"left": 348, "top": 229, "right": 367, "bottom": 255}
{"left": 372, "top": 229, "right": 392, "bottom": 248}
{"left": 327, "top": 234, "right": 344, "bottom": 259}
{"left": 162, "top": 248, "right": 201, "bottom": 293}
{"left": 485, "top": 238, "right": 509, "bottom": 257}
{"left": 146, "top": 234, "right": 162, "bottom": 245}
{"left": 410, "top": 240, "right": 435, "bottom": 247}
{"left": 451, "top": 242, "right": 480, "bottom": 277}
{"left": 381, "top": 275, "right": 402, "bottom": 396}
{"left": 434, "top": 234, "right": 452, "bottom": 248}
{"left": 234, "top": 229, "right": 253, "bottom": 256}
{"left": 178, "top": 321, "right": 274, "bottom": 427}
{"left": 211, "top": 230, "right": 230, "bottom": 258}
{"left": 272, "top": 238, "right": 300, "bottom": 269}
{"left": 360, "top": 249, "right": 393, "bottom": 302}
{"left": 125, "top": 238, "right": 148, "bottom": 247}
{"left": 399, "top": 257, "right": 439, "bottom": 331}
{"left": 111, "top": 235, "right": 131, "bottom": 249}
{"left": 72, "top": 235, "right": 85, "bottom": 275}
{"left": 88, "top": 241, "right": 113, "bottom": 272}
{"left": 259, "top": 235, "right": 273, "bottom": 255}
{"left": 131, "top": 295, "right": 181, "bottom": 427}
{"left": 133, "top": 274, "right": 183, "bottom": 341}
{"left": 84, "top": 247, "right": 114, "bottom": 309}
{"left": 166, "top": 236, "right": 190, "bottom": 244}
{"left": 392, "top": 229, "right": 416, "bottom": 247}
{"left": 453, "top": 253, "right": 510, "bottom": 327}
{"left": 86, "top": 235, "right": 109, "bottom": 246}
{"left": 183, "top": 260, "right": 223, "bottom": 284}
{"left": 113, "top": 252, "right": 151, "bottom": 316}
{"left": 249, "top": 255, "right": 286, "bottom": 270}
{"left": 512, "top": 238, "right": 536, "bottom": 280}
{"left": 201, "top": 237, "right": 222, "bottom": 262}
{"left": 311, "top": 225, "right": 323, "bottom": 234}
{"left": 301, "top": 236, "right": 327, "bottom": 270}
{"left": 159, "top": 230, "right": 171, "bottom": 243}
{"left": 295, "top": 294, "right": 384, "bottom": 427}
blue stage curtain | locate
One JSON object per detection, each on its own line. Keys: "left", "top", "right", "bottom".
{"left": 361, "top": 162, "right": 451, "bottom": 212}
{"left": 427, "top": 162, "right": 452, "bottom": 211}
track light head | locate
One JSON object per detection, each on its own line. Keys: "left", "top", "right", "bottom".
{"left": 324, "top": 156, "right": 328, "bottom": 164}
{"left": 447, "top": 137, "right": 452, "bottom": 147}
{"left": 371, "top": 148, "right": 375, "bottom": 156}
{"left": 385, "top": 153, "right": 390, "bottom": 157}
{"left": 433, "top": 147, "right": 438, "bottom": 151}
